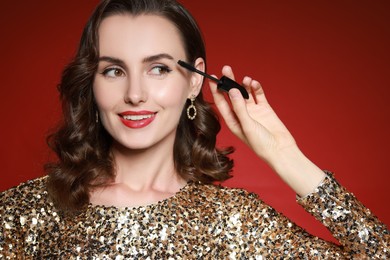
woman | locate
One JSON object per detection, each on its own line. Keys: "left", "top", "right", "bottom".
{"left": 1, "top": 0, "right": 388, "bottom": 258}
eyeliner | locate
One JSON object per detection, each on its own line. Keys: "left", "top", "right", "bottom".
{"left": 177, "top": 60, "right": 249, "bottom": 99}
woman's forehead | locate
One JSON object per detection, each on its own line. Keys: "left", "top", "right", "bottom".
{"left": 98, "top": 14, "right": 186, "bottom": 60}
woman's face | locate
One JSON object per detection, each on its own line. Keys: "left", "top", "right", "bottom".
{"left": 93, "top": 14, "right": 203, "bottom": 150}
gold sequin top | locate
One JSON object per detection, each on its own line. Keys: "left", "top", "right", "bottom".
{"left": 1, "top": 172, "right": 389, "bottom": 259}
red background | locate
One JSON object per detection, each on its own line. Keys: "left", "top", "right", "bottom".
{"left": 1, "top": 1, "right": 389, "bottom": 242}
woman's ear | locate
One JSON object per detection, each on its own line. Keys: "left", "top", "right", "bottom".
{"left": 188, "top": 57, "right": 205, "bottom": 98}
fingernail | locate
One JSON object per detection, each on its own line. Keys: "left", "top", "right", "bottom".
{"left": 229, "top": 88, "right": 241, "bottom": 99}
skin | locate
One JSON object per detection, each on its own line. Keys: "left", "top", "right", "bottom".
{"left": 209, "top": 67, "right": 325, "bottom": 197}
{"left": 91, "top": 13, "right": 324, "bottom": 207}
{"left": 91, "top": 14, "right": 204, "bottom": 207}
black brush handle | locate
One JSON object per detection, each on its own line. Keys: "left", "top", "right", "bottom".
{"left": 177, "top": 60, "right": 249, "bottom": 99}
{"left": 218, "top": 76, "right": 249, "bottom": 99}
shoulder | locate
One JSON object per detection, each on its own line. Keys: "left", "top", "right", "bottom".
{"left": 1, "top": 177, "right": 63, "bottom": 256}
{"left": 183, "top": 181, "right": 266, "bottom": 212}
{"left": 194, "top": 182, "right": 259, "bottom": 198}
{"left": 178, "top": 182, "right": 284, "bottom": 237}
{"left": 1, "top": 176, "right": 52, "bottom": 213}
{"left": 1, "top": 176, "right": 59, "bottom": 236}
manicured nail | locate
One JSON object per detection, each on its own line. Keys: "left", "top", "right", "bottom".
{"left": 229, "top": 88, "right": 241, "bottom": 99}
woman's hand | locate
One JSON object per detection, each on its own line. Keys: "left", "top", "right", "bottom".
{"left": 209, "top": 65, "right": 296, "bottom": 163}
{"left": 209, "top": 65, "right": 325, "bottom": 196}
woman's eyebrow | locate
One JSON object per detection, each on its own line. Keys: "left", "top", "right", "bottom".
{"left": 142, "top": 53, "right": 174, "bottom": 63}
{"left": 98, "top": 53, "right": 174, "bottom": 67}
{"left": 98, "top": 56, "right": 126, "bottom": 67}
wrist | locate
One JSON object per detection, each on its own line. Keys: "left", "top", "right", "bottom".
{"left": 265, "top": 144, "right": 302, "bottom": 168}
{"left": 265, "top": 145, "right": 326, "bottom": 197}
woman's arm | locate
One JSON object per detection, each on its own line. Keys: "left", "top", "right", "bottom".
{"left": 0, "top": 190, "right": 24, "bottom": 258}
{"left": 209, "top": 66, "right": 389, "bottom": 257}
{"left": 209, "top": 65, "right": 324, "bottom": 197}
{"left": 239, "top": 172, "right": 389, "bottom": 258}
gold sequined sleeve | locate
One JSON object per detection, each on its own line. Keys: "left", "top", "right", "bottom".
{"left": 0, "top": 185, "right": 24, "bottom": 258}
{"left": 297, "top": 171, "right": 389, "bottom": 258}
{"left": 239, "top": 171, "right": 389, "bottom": 258}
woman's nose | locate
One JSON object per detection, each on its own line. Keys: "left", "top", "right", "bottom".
{"left": 124, "top": 76, "right": 147, "bottom": 105}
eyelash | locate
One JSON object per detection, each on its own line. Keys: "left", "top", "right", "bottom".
{"left": 99, "top": 64, "right": 172, "bottom": 78}
{"left": 150, "top": 65, "right": 172, "bottom": 75}
{"left": 101, "top": 67, "right": 124, "bottom": 78}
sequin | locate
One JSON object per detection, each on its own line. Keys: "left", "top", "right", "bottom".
{"left": 0, "top": 172, "right": 389, "bottom": 258}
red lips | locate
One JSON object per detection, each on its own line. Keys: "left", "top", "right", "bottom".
{"left": 119, "top": 110, "right": 156, "bottom": 129}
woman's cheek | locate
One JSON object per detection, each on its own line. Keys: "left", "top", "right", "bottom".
{"left": 93, "top": 82, "right": 122, "bottom": 110}
{"left": 153, "top": 79, "right": 190, "bottom": 106}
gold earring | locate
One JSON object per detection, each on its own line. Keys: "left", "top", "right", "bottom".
{"left": 187, "top": 95, "right": 197, "bottom": 120}
{"left": 96, "top": 110, "right": 99, "bottom": 123}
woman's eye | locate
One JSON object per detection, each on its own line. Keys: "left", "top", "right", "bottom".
{"left": 102, "top": 67, "right": 124, "bottom": 78}
{"left": 149, "top": 65, "right": 172, "bottom": 76}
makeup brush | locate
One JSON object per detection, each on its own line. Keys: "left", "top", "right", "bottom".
{"left": 177, "top": 60, "right": 249, "bottom": 99}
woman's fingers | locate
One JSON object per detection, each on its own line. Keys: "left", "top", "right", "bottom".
{"left": 242, "top": 76, "right": 257, "bottom": 104}
{"left": 221, "top": 65, "right": 235, "bottom": 80}
{"left": 227, "top": 88, "right": 252, "bottom": 129}
{"left": 251, "top": 80, "right": 268, "bottom": 104}
{"left": 209, "top": 65, "right": 266, "bottom": 139}
{"left": 209, "top": 74, "right": 243, "bottom": 135}
{"left": 210, "top": 66, "right": 241, "bottom": 128}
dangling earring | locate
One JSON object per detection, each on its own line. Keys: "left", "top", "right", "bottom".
{"left": 96, "top": 110, "right": 99, "bottom": 123}
{"left": 187, "top": 95, "right": 197, "bottom": 120}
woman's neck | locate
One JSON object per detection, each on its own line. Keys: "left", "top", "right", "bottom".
{"left": 89, "top": 139, "right": 187, "bottom": 208}
{"left": 110, "top": 138, "right": 185, "bottom": 193}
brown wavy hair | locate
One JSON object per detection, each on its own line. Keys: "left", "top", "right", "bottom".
{"left": 46, "top": 0, "right": 234, "bottom": 213}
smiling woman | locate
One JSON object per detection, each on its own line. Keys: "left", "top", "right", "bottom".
{"left": 93, "top": 15, "right": 196, "bottom": 153}
{"left": 0, "top": 0, "right": 389, "bottom": 258}
{"left": 44, "top": 0, "right": 232, "bottom": 212}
